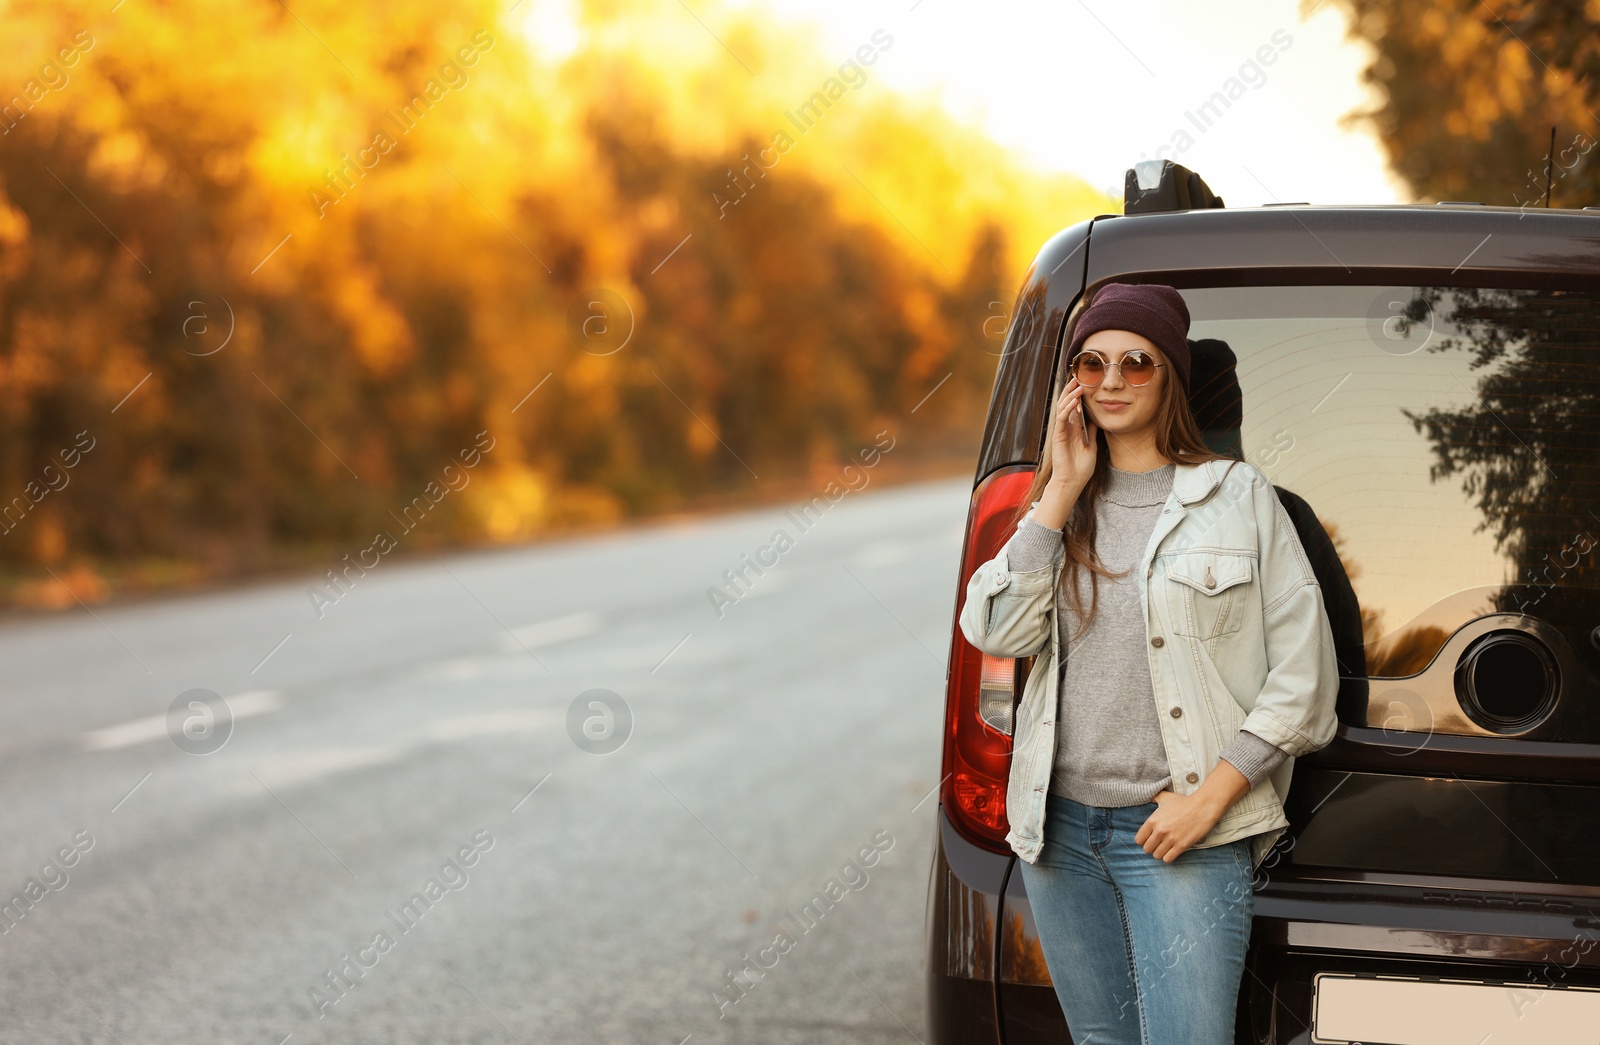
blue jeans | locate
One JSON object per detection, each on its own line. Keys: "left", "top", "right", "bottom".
{"left": 1017, "top": 793, "right": 1255, "bottom": 1045}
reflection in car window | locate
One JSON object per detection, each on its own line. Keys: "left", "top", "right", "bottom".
{"left": 1181, "top": 285, "right": 1598, "bottom": 679}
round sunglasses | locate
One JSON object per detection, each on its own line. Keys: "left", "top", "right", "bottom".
{"left": 1069, "top": 348, "right": 1166, "bottom": 387}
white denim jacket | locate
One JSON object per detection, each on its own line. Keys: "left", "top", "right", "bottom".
{"left": 957, "top": 458, "right": 1339, "bottom": 873}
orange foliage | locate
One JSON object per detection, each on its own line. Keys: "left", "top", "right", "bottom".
{"left": 0, "top": 0, "right": 1112, "bottom": 603}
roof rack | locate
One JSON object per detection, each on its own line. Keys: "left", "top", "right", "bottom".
{"left": 1123, "top": 160, "right": 1226, "bottom": 215}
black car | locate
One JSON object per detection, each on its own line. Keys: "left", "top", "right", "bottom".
{"left": 927, "top": 160, "right": 1600, "bottom": 1044}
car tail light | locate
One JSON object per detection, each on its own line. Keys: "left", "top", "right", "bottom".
{"left": 941, "top": 465, "right": 1037, "bottom": 852}
{"left": 978, "top": 652, "right": 1018, "bottom": 734}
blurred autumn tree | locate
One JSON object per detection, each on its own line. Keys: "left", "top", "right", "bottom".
{"left": 0, "top": 0, "right": 1109, "bottom": 607}
{"left": 1316, "top": 0, "right": 1599, "bottom": 205}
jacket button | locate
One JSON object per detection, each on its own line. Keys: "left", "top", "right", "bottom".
{"left": 1151, "top": 636, "right": 1163, "bottom": 648}
{"left": 1169, "top": 707, "right": 1182, "bottom": 718}
{"left": 1146, "top": 567, "right": 1153, "bottom": 578}
{"left": 1185, "top": 771, "right": 1199, "bottom": 784}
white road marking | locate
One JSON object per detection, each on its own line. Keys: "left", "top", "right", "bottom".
{"left": 425, "top": 709, "right": 559, "bottom": 741}
{"left": 81, "top": 690, "right": 284, "bottom": 751}
{"left": 499, "top": 611, "right": 603, "bottom": 651}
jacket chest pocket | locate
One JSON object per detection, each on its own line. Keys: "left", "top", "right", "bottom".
{"left": 1163, "top": 551, "right": 1255, "bottom": 642}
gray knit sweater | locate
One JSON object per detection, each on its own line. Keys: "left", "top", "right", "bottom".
{"left": 1003, "top": 462, "right": 1288, "bottom": 806}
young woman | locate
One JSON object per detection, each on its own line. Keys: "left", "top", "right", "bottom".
{"left": 957, "top": 282, "right": 1339, "bottom": 1045}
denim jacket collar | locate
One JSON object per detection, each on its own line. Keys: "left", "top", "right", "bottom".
{"left": 1173, "top": 456, "right": 1241, "bottom": 508}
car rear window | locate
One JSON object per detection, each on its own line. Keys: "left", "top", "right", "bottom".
{"left": 1177, "top": 283, "right": 1598, "bottom": 680}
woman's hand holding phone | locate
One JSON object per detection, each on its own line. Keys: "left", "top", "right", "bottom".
{"left": 1031, "top": 377, "right": 1095, "bottom": 530}
{"left": 1051, "top": 376, "right": 1097, "bottom": 489}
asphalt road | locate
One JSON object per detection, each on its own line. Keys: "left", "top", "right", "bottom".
{"left": 0, "top": 473, "right": 973, "bottom": 1045}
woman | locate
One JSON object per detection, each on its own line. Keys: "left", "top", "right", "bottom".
{"left": 957, "top": 282, "right": 1339, "bottom": 1044}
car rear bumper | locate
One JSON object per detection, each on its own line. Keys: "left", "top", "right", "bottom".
{"left": 925, "top": 809, "right": 1007, "bottom": 1045}
{"left": 1243, "top": 875, "right": 1600, "bottom": 1044}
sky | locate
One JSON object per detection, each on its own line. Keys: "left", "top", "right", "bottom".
{"left": 519, "top": 0, "right": 1411, "bottom": 207}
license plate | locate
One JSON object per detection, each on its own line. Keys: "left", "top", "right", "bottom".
{"left": 1312, "top": 972, "right": 1600, "bottom": 1044}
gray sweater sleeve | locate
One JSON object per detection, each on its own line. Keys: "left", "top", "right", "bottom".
{"left": 1003, "top": 517, "right": 1063, "bottom": 573}
{"left": 1218, "top": 728, "right": 1290, "bottom": 787}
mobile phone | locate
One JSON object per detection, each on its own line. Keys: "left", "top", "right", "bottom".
{"left": 1079, "top": 395, "right": 1090, "bottom": 446}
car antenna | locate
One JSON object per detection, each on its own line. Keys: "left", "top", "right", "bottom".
{"left": 1543, "top": 125, "right": 1555, "bottom": 207}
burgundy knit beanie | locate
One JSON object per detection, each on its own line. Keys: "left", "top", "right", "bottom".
{"left": 1065, "top": 283, "right": 1192, "bottom": 393}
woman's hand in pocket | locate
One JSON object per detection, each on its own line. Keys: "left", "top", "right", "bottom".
{"left": 1135, "top": 788, "right": 1228, "bottom": 862}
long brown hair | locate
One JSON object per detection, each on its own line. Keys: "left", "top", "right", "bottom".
{"left": 1016, "top": 329, "right": 1234, "bottom": 646}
